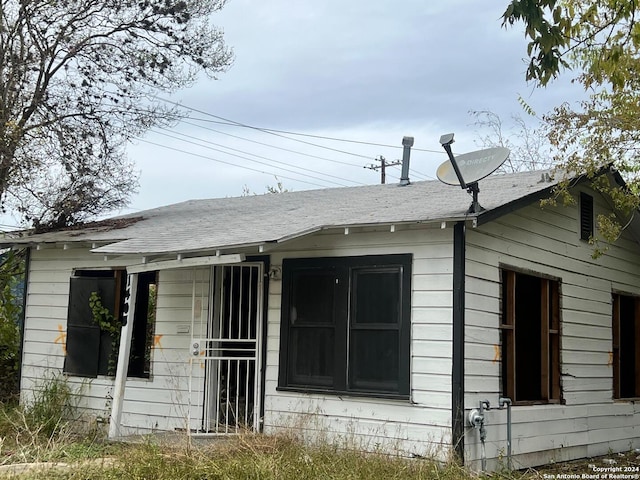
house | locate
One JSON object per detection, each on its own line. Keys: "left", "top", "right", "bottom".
{"left": 3, "top": 167, "right": 640, "bottom": 471}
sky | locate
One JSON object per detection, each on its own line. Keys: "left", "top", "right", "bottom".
{"left": 4, "top": 0, "right": 588, "bottom": 229}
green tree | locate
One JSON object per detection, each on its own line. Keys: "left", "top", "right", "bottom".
{"left": 0, "top": 0, "right": 232, "bottom": 231}
{"left": 502, "top": 0, "right": 640, "bottom": 88}
{"left": 503, "top": 1, "right": 640, "bottom": 249}
{"left": 0, "top": 249, "right": 25, "bottom": 401}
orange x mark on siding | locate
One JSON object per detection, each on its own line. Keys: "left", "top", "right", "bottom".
{"left": 153, "top": 334, "right": 163, "bottom": 350}
{"left": 493, "top": 344, "right": 500, "bottom": 363}
{"left": 54, "top": 324, "right": 66, "bottom": 354}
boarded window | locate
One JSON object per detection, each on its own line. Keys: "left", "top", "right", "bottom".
{"left": 64, "top": 270, "right": 157, "bottom": 378}
{"left": 612, "top": 293, "right": 640, "bottom": 399}
{"left": 279, "top": 255, "right": 411, "bottom": 398}
{"left": 501, "top": 269, "right": 561, "bottom": 404}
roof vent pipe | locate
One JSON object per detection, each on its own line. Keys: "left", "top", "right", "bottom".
{"left": 399, "top": 136, "right": 414, "bottom": 186}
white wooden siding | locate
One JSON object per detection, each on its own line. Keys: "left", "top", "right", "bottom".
{"left": 20, "top": 248, "right": 210, "bottom": 435}
{"left": 464, "top": 186, "right": 640, "bottom": 470}
{"left": 261, "top": 225, "right": 455, "bottom": 459}
{"left": 22, "top": 184, "right": 640, "bottom": 468}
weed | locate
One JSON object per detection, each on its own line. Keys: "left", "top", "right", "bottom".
{"left": 1, "top": 431, "right": 634, "bottom": 479}
{"left": 0, "top": 374, "right": 108, "bottom": 467}
{"left": 22, "top": 374, "right": 78, "bottom": 440}
{"left": 0, "top": 250, "right": 25, "bottom": 403}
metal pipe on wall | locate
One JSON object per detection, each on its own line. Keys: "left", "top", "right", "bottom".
{"left": 499, "top": 397, "right": 513, "bottom": 470}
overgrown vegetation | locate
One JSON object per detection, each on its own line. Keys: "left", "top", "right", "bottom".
{"left": 0, "top": 374, "right": 104, "bottom": 467}
{"left": 0, "top": 250, "right": 25, "bottom": 402}
{"left": 89, "top": 291, "right": 122, "bottom": 377}
{"left": 0, "top": 429, "right": 531, "bottom": 480}
{"left": 1, "top": 375, "right": 637, "bottom": 478}
{"left": 503, "top": 1, "right": 640, "bottom": 253}
{"left": 5, "top": 427, "right": 637, "bottom": 480}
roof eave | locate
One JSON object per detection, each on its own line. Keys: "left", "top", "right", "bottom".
{"left": 90, "top": 217, "right": 480, "bottom": 257}
{"left": 476, "top": 183, "right": 557, "bottom": 226}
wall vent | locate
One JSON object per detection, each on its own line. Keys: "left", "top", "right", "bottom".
{"left": 580, "top": 192, "right": 594, "bottom": 241}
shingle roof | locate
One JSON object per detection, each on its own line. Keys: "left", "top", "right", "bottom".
{"left": 1, "top": 170, "right": 558, "bottom": 255}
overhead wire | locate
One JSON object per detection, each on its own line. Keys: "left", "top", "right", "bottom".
{"left": 152, "top": 97, "right": 444, "bottom": 185}
{"left": 150, "top": 127, "right": 364, "bottom": 186}
{"left": 136, "top": 138, "right": 335, "bottom": 189}
{"left": 158, "top": 97, "right": 388, "bottom": 160}
{"left": 177, "top": 119, "right": 437, "bottom": 183}
{"left": 186, "top": 116, "right": 448, "bottom": 154}
{"left": 389, "top": 163, "right": 435, "bottom": 181}
{"left": 178, "top": 120, "right": 367, "bottom": 168}
{"left": 178, "top": 116, "right": 441, "bottom": 182}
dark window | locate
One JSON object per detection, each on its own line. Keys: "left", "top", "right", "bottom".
{"left": 612, "top": 293, "right": 640, "bottom": 399}
{"left": 580, "top": 192, "right": 594, "bottom": 241}
{"left": 64, "top": 270, "right": 157, "bottom": 378}
{"left": 501, "top": 269, "right": 561, "bottom": 404}
{"left": 128, "top": 272, "right": 158, "bottom": 378}
{"left": 279, "top": 255, "right": 411, "bottom": 398}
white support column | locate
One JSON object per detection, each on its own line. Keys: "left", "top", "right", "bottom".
{"left": 108, "top": 273, "right": 138, "bottom": 439}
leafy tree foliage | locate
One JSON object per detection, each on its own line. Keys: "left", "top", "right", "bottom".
{"left": 502, "top": 0, "right": 640, "bottom": 88}
{"left": 0, "top": 249, "right": 25, "bottom": 401}
{"left": 503, "top": 1, "right": 640, "bottom": 250}
{"left": 0, "top": 0, "right": 232, "bottom": 231}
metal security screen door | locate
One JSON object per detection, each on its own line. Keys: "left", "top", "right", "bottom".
{"left": 192, "top": 263, "right": 263, "bottom": 434}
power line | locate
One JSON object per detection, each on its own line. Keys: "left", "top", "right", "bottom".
{"left": 389, "top": 163, "right": 435, "bottom": 181}
{"left": 157, "top": 97, "right": 380, "bottom": 160}
{"left": 160, "top": 120, "right": 436, "bottom": 184}
{"left": 179, "top": 120, "right": 367, "bottom": 168}
{"left": 187, "top": 115, "right": 447, "bottom": 154}
{"left": 149, "top": 127, "right": 361, "bottom": 187}
{"left": 152, "top": 97, "right": 442, "bottom": 183}
{"left": 136, "top": 138, "right": 336, "bottom": 189}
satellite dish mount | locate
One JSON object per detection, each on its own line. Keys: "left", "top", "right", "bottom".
{"left": 436, "top": 133, "right": 510, "bottom": 214}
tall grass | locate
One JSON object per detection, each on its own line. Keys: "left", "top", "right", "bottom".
{"left": 0, "top": 374, "right": 104, "bottom": 466}
{"left": 0, "top": 377, "right": 570, "bottom": 479}
{"left": 1, "top": 432, "right": 542, "bottom": 480}
{"left": 0, "top": 378, "right": 540, "bottom": 479}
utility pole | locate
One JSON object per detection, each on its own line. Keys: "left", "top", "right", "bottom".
{"left": 364, "top": 155, "right": 402, "bottom": 184}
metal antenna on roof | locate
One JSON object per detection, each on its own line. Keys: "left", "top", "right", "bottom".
{"left": 436, "top": 133, "right": 510, "bottom": 214}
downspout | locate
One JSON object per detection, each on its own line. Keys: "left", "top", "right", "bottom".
{"left": 108, "top": 272, "right": 138, "bottom": 439}
{"left": 452, "top": 222, "right": 466, "bottom": 463}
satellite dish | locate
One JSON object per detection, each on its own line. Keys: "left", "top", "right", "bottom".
{"left": 435, "top": 133, "right": 510, "bottom": 213}
{"left": 436, "top": 146, "right": 510, "bottom": 186}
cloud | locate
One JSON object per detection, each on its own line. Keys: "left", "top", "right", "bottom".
{"left": 122, "top": 0, "right": 585, "bottom": 215}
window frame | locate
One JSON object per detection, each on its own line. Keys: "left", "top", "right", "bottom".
{"left": 278, "top": 254, "right": 411, "bottom": 399}
{"left": 64, "top": 269, "right": 157, "bottom": 379}
{"left": 612, "top": 292, "right": 640, "bottom": 400}
{"left": 500, "top": 267, "right": 562, "bottom": 405}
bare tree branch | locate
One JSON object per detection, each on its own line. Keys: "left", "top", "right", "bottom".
{"left": 0, "top": 0, "right": 233, "bottom": 231}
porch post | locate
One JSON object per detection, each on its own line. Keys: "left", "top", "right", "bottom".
{"left": 108, "top": 272, "right": 138, "bottom": 439}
